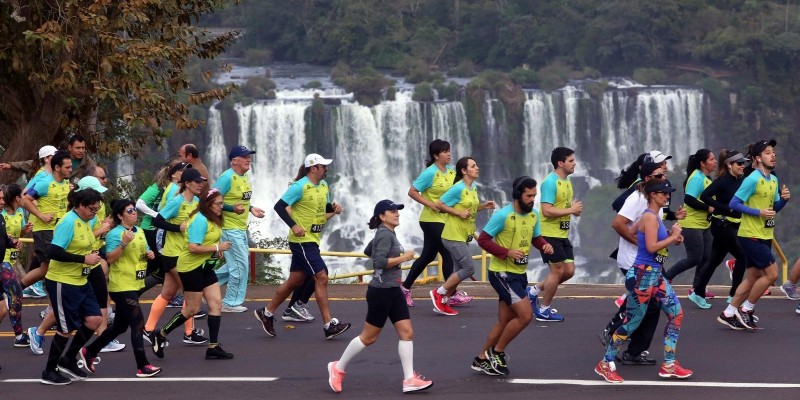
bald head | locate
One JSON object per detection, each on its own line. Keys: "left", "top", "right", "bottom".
{"left": 93, "top": 166, "right": 108, "bottom": 187}
{"left": 179, "top": 144, "right": 199, "bottom": 163}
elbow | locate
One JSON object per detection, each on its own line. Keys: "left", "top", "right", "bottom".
{"left": 407, "top": 187, "right": 417, "bottom": 198}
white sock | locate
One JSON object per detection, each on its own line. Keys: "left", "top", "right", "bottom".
{"left": 539, "top": 304, "right": 549, "bottom": 313}
{"left": 742, "top": 300, "right": 755, "bottom": 312}
{"left": 264, "top": 308, "right": 273, "bottom": 318}
{"left": 528, "top": 285, "right": 540, "bottom": 296}
{"left": 398, "top": 340, "right": 414, "bottom": 380}
{"left": 723, "top": 304, "right": 737, "bottom": 317}
{"left": 15, "top": 334, "right": 22, "bottom": 340}
{"left": 436, "top": 286, "right": 447, "bottom": 295}
{"left": 337, "top": 336, "right": 367, "bottom": 371}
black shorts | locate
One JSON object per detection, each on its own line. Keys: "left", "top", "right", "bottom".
{"left": 365, "top": 286, "right": 409, "bottom": 328}
{"left": 161, "top": 255, "right": 178, "bottom": 274}
{"left": 540, "top": 237, "right": 574, "bottom": 264}
{"left": 488, "top": 271, "right": 528, "bottom": 305}
{"left": 178, "top": 264, "right": 219, "bottom": 292}
{"left": 87, "top": 266, "right": 108, "bottom": 308}
{"left": 738, "top": 238, "right": 775, "bottom": 269}
{"left": 33, "top": 230, "right": 53, "bottom": 265}
{"left": 144, "top": 229, "right": 162, "bottom": 275}
{"left": 46, "top": 280, "right": 101, "bottom": 334}
{"left": 289, "top": 242, "right": 327, "bottom": 276}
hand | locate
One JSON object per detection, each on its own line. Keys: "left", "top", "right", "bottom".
{"left": 428, "top": 202, "right": 440, "bottom": 212}
{"left": 101, "top": 217, "right": 113, "bottom": 232}
{"left": 675, "top": 206, "right": 687, "bottom": 220}
{"left": 0, "top": 163, "right": 11, "bottom": 171}
{"left": 707, "top": 206, "right": 715, "bottom": 214}
{"left": 542, "top": 244, "right": 554, "bottom": 255}
{"left": 482, "top": 200, "right": 497, "bottom": 210}
{"left": 332, "top": 202, "right": 343, "bottom": 215}
{"left": 122, "top": 230, "right": 135, "bottom": 245}
{"left": 506, "top": 249, "right": 524, "bottom": 260}
{"left": 180, "top": 221, "right": 188, "bottom": 232}
{"left": 670, "top": 223, "right": 682, "bottom": 238}
{"left": 402, "top": 250, "right": 415, "bottom": 262}
{"left": 40, "top": 214, "right": 54, "bottom": 223}
{"left": 291, "top": 225, "right": 306, "bottom": 237}
{"left": 233, "top": 203, "right": 245, "bottom": 215}
{"left": 219, "top": 241, "right": 232, "bottom": 251}
{"left": 674, "top": 235, "right": 684, "bottom": 245}
{"left": 146, "top": 250, "right": 156, "bottom": 260}
{"left": 458, "top": 209, "right": 471, "bottom": 219}
{"left": 571, "top": 200, "right": 583, "bottom": 216}
{"left": 85, "top": 253, "right": 102, "bottom": 265}
{"left": 14, "top": 240, "right": 22, "bottom": 250}
{"left": 22, "top": 222, "right": 33, "bottom": 234}
{"left": 760, "top": 208, "right": 776, "bottom": 218}
{"left": 250, "top": 206, "right": 265, "bottom": 218}
{"left": 781, "top": 184, "right": 791, "bottom": 200}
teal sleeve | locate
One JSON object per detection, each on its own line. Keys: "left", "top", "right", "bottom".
{"left": 439, "top": 182, "right": 464, "bottom": 207}
{"left": 533, "top": 208, "right": 542, "bottom": 237}
{"left": 105, "top": 226, "right": 122, "bottom": 253}
{"left": 482, "top": 206, "right": 510, "bottom": 237}
{"left": 281, "top": 182, "right": 304, "bottom": 206}
{"left": 733, "top": 173, "right": 758, "bottom": 203}
{"left": 214, "top": 171, "right": 233, "bottom": 195}
{"left": 51, "top": 216, "right": 75, "bottom": 249}
{"left": 412, "top": 166, "right": 435, "bottom": 192}
{"left": 187, "top": 215, "right": 209, "bottom": 244}
{"left": 540, "top": 175, "right": 557, "bottom": 204}
{"left": 685, "top": 171, "right": 707, "bottom": 198}
{"left": 159, "top": 195, "right": 183, "bottom": 220}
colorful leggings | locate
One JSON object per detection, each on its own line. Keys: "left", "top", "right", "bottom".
{"left": 604, "top": 265, "right": 682, "bottom": 363}
{"left": 1, "top": 262, "right": 23, "bottom": 335}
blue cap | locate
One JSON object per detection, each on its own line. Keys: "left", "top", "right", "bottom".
{"left": 228, "top": 145, "right": 256, "bottom": 160}
{"left": 373, "top": 199, "right": 404, "bottom": 216}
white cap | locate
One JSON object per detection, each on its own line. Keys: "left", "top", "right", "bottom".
{"left": 304, "top": 153, "right": 333, "bottom": 168}
{"left": 38, "top": 145, "right": 57, "bottom": 159}
{"left": 648, "top": 150, "right": 672, "bottom": 164}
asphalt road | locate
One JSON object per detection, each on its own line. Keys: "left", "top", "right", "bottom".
{"left": 1, "top": 283, "right": 799, "bottom": 400}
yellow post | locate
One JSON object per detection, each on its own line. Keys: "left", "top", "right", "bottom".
{"left": 773, "top": 239, "right": 789, "bottom": 282}
{"left": 481, "top": 250, "right": 488, "bottom": 282}
{"left": 437, "top": 254, "right": 444, "bottom": 281}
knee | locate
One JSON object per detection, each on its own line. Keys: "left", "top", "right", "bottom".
{"left": 183, "top": 302, "right": 200, "bottom": 315}
{"left": 561, "top": 268, "right": 575, "bottom": 281}
{"left": 314, "top": 272, "right": 329, "bottom": 286}
{"left": 671, "top": 309, "right": 684, "bottom": 326}
{"left": 518, "top": 311, "right": 532, "bottom": 326}
{"left": 765, "top": 269, "right": 779, "bottom": 283}
{"left": 206, "top": 296, "right": 222, "bottom": 314}
{"left": 360, "top": 334, "right": 377, "bottom": 346}
{"left": 85, "top": 316, "right": 103, "bottom": 330}
{"left": 399, "top": 327, "right": 414, "bottom": 341}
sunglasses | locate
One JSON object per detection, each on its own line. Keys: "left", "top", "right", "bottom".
{"left": 125, "top": 208, "right": 136, "bottom": 215}
{"left": 649, "top": 173, "right": 665, "bottom": 179}
{"left": 733, "top": 161, "right": 747, "bottom": 166}
{"left": 88, "top": 205, "right": 101, "bottom": 213}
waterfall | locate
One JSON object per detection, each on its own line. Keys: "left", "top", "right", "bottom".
{"left": 114, "top": 154, "right": 135, "bottom": 197}
{"left": 206, "top": 105, "right": 227, "bottom": 180}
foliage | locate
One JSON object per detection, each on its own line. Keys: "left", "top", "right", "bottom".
{"left": 412, "top": 83, "right": 434, "bottom": 102}
{"left": 333, "top": 65, "right": 393, "bottom": 106}
{"left": 250, "top": 234, "right": 289, "bottom": 284}
{"left": 449, "top": 60, "right": 477, "bottom": 77}
{"left": 397, "top": 57, "right": 431, "bottom": 84}
{"left": 243, "top": 48, "right": 272, "bottom": 66}
{"left": 240, "top": 76, "right": 277, "bottom": 99}
{"left": 509, "top": 67, "right": 538, "bottom": 88}
{"left": 433, "top": 80, "right": 461, "bottom": 101}
{"left": 632, "top": 68, "right": 668, "bottom": 85}
{"left": 303, "top": 80, "right": 323, "bottom": 89}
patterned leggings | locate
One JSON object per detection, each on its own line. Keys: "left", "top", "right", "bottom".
{"left": 604, "top": 265, "right": 682, "bottom": 363}
{"left": 1, "top": 262, "right": 23, "bottom": 335}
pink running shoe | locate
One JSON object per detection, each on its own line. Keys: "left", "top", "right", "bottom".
{"left": 327, "top": 361, "right": 345, "bottom": 393}
{"left": 400, "top": 286, "right": 414, "bottom": 307}
{"left": 726, "top": 259, "right": 735, "bottom": 280}
{"left": 659, "top": 361, "right": 693, "bottom": 379}
{"left": 402, "top": 372, "right": 433, "bottom": 393}
{"left": 614, "top": 293, "right": 626, "bottom": 308}
{"left": 449, "top": 291, "right": 473, "bottom": 306}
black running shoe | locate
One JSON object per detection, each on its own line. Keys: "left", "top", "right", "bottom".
{"left": 41, "top": 370, "right": 71, "bottom": 385}
{"left": 57, "top": 359, "right": 88, "bottom": 381}
{"left": 183, "top": 331, "right": 208, "bottom": 345}
{"left": 194, "top": 311, "right": 208, "bottom": 319}
{"left": 205, "top": 345, "right": 234, "bottom": 360}
{"left": 717, "top": 312, "right": 746, "bottom": 330}
{"left": 470, "top": 357, "right": 500, "bottom": 376}
{"left": 486, "top": 347, "right": 509, "bottom": 375}
{"left": 617, "top": 351, "right": 656, "bottom": 365}
{"left": 324, "top": 318, "right": 351, "bottom": 340}
{"left": 254, "top": 308, "right": 276, "bottom": 337}
{"left": 152, "top": 329, "right": 168, "bottom": 358}
{"left": 735, "top": 308, "right": 755, "bottom": 330}
{"left": 143, "top": 329, "right": 154, "bottom": 345}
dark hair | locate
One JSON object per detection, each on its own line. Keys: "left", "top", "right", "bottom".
{"left": 641, "top": 178, "right": 666, "bottom": 200}
{"left": 512, "top": 176, "right": 537, "bottom": 200}
{"left": 3, "top": 184, "right": 22, "bottom": 206}
{"left": 71, "top": 188, "right": 103, "bottom": 209}
{"left": 368, "top": 215, "right": 382, "bottom": 229}
{"left": 50, "top": 150, "right": 70, "bottom": 171}
{"left": 616, "top": 153, "right": 650, "bottom": 189}
{"left": 684, "top": 148, "right": 712, "bottom": 187}
{"left": 68, "top": 134, "right": 85, "bottom": 146}
{"left": 425, "top": 139, "right": 451, "bottom": 167}
{"left": 551, "top": 147, "right": 575, "bottom": 169}
{"left": 190, "top": 189, "right": 223, "bottom": 226}
{"left": 293, "top": 163, "right": 310, "bottom": 182}
{"left": 110, "top": 199, "right": 135, "bottom": 225}
{"left": 716, "top": 149, "right": 736, "bottom": 178}
{"left": 184, "top": 144, "right": 199, "bottom": 158}
{"left": 453, "top": 156, "right": 474, "bottom": 184}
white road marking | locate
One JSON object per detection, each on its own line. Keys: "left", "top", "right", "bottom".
{"left": 508, "top": 378, "right": 800, "bottom": 388}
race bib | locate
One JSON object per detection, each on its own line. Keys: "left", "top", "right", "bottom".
{"left": 135, "top": 270, "right": 146, "bottom": 280}
{"left": 310, "top": 224, "right": 324, "bottom": 233}
{"left": 765, "top": 218, "right": 775, "bottom": 228}
{"left": 81, "top": 267, "right": 91, "bottom": 276}
{"left": 9, "top": 250, "right": 17, "bottom": 261}
{"left": 655, "top": 254, "right": 668, "bottom": 264}
{"left": 242, "top": 191, "right": 252, "bottom": 200}
{"left": 466, "top": 234, "right": 474, "bottom": 243}
{"left": 513, "top": 255, "right": 529, "bottom": 265}
{"left": 560, "top": 221, "right": 570, "bottom": 230}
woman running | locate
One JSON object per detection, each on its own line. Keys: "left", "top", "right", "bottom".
{"left": 78, "top": 199, "right": 161, "bottom": 377}
{"left": 402, "top": 139, "right": 458, "bottom": 307}
{"left": 151, "top": 188, "right": 234, "bottom": 360}
{"left": 1, "top": 184, "right": 29, "bottom": 347}
{"left": 595, "top": 179, "right": 691, "bottom": 383}
{"left": 429, "top": 156, "right": 495, "bottom": 316}
{"left": 327, "top": 199, "right": 433, "bottom": 394}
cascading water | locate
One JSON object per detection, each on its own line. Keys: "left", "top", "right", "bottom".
{"left": 206, "top": 105, "right": 227, "bottom": 179}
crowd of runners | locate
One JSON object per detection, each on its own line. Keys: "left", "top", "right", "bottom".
{"left": 0, "top": 135, "right": 796, "bottom": 392}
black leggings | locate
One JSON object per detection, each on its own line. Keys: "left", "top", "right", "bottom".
{"left": 402, "top": 222, "right": 453, "bottom": 290}
{"left": 88, "top": 266, "right": 108, "bottom": 308}
{"left": 694, "top": 219, "right": 745, "bottom": 298}
{"left": 86, "top": 291, "right": 150, "bottom": 369}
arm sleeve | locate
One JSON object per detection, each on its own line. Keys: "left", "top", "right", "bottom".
{"left": 477, "top": 231, "right": 508, "bottom": 259}
{"left": 533, "top": 208, "right": 543, "bottom": 237}
{"left": 48, "top": 244, "right": 86, "bottom": 264}
{"left": 412, "top": 167, "right": 435, "bottom": 192}
{"left": 531, "top": 236, "right": 548, "bottom": 251}
{"left": 273, "top": 199, "right": 296, "bottom": 228}
{"left": 729, "top": 196, "right": 760, "bottom": 216}
{"left": 683, "top": 194, "right": 709, "bottom": 211}
{"left": 187, "top": 216, "right": 208, "bottom": 245}
{"left": 699, "top": 179, "right": 734, "bottom": 217}
{"left": 153, "top": 214, "right": 183, "bottom": 232}
{"left": 135, "top": 199, "right": 158, "bottom": 218}
{"left": 29, "top": 179, "right": 49, "bottom": 200}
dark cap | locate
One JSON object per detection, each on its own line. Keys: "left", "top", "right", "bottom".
{"left": 645, "top": 181, "right": 676, "bottom": 194}
{"left": 229, "top": 145, "right": 256, "bottom": 160}
{"left": 724, "top": 151, "right": 749, "bottom": 164}
{"left": 373, "top": 199, "right": 404, "bottom": 216}
{"left": 178, "top": 168, "right": 207, "bottom": 183}
{"left": 750, "top": 139, "right": 777, "bottom": 158}
{"left": 640, "top": 162, "right": 660, "bottom": 179}
{"left": 168, "top": 162, "right": 191, "bottom": 176}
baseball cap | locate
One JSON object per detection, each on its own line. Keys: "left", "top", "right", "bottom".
{"left": 373, "top": 199, "right": 404, "bottom": 216}
{"left": 648, "top": 150, "right": 672, "bottom": 164}
{"left": 724, "top": 151, "right": 749, "bottom": 164}
{"left": 76, "top": 176, "right": 107, "bottom": 194}
{"left": 640, "top": 162, "right": 661, "bottom": 179}
{"left": 304, "top": 153, "right": 333, "bottom": 168}
{"left": 645, "top": 181, "right": 676, "bottom": 194}
{"left": 228, "top": 145, "right": 256, "bottom": 160}
{"left": 168, "top": 162, "right": 191, "bottom": 176}
{"left": 179, "top": 168, "right": 207, "bottom": 183}
{"left": 38, "top": 145, "right": 58, "bottom": 159}
{"left": 750, "top": 139, "right": 777, "bottom": 158}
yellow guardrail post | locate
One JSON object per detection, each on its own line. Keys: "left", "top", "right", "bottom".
{"left": 437, "top": 254, "right": 444, "bottom": 281}
{"left": 480, "top": 250, "right": 488, "bottom": 282}
{"left": 772, "top": 239, "right": 789, "bottom": 283}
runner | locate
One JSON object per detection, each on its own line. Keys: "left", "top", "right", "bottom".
{"left": 21, "top": 145, "right": 57, "bottom": 299}
{"left": 429, "top": 156, "right": 495, "bottom": 316}
{"left": 0, "top": 184, "right": 28, "bottom": 347}
{"left": 214, "top": 145, "right": 265, "bottom": 312}
{"left": 79, "top": 199, "right": 161, "bottom": 377}
{"left": 595, "top": 179, "right": 691, "bottom": 383}
{"left": 254, "top": 153, "right": 351, "bottom": 339}
{"left": 472, "top": 177, "right": 552, "bottom": 376}
{"left": 327, "top": 199, "right": 433, "bottom": 394}
{"left": 39, "top": 188, "right": 104, "bottom": 385}
{"left": 528, "top": 147, "right": 582, "bottom": 322}
{"left": 152, "top": 189, "right": 234, "bottom": 360}
{"left": 779, "top": 259, "right": 800, "bottom": 300}
{"left": 718, "top": 139, "right": 790, "bottom": 330}
{"left": 402, "top": 139, "right": 456, "bottom": 307}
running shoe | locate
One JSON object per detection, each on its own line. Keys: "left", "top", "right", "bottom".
{"left": 598, "top": 328, "right": 611, "bottom": 347}
{"left": 136, "top": 364, "right": 162, "bottom": 377}
{"left": 736, "top": 308, "right": 756, "bottom": 330}
{"left": 23, "top": 287, "right": 47, "bottom": 299}
{"left": 430, "top": 290, "right": 458, "bottom": 316}
{"left": 183, "top": 331, "right": 208, "bottom": 345}
{"left": 77, "top": 348, "right": 97, "bottom": 374}
{"left": 57, "top": 359, "right": 88, "bottom": 381}
{"left": 449, "top": 291, "right": 473, "bottom": 306}
{"left": 618, "top": 350, "right": 656, "bottom": 365}
{"left": 595, "top": 360, "right": 623, "bottom": 383}
{"left": 658, "top": 361, "right": 693, "bottom": 379}
{"left": 40, "top": 370, "right": 71, "bottom": 385}
{"left": 107, "top": 311, "right": 115, "bottom": 327}
{"left": 401, "top": 286, "right": 414, "bottom": 307}
{"left": 402, "top": 371, "right": 433, "bottom": 393}
{"left": 100, "top": 339, "right": 126, "bottom": 353}
{"left": 281, "top": 307, "right": 306, "bottom": 322}
{"left": 194, "top": 310, "right": 208, "bottom": 319}
{"left": 534, "top": 307, "right": 564, "bottom": 322}
{"left": 254, "top": 307, "right": 276, "bottom": 337}
{"left": 726, "top": 259, "right": 735, "bottom": 280}
{"left": 294, "top": 302, "right": 315, "bottom": 321}
{"left": 205, "top": 345, "right": 234, "bottom": 360}
{"left": 327, "top": 361, "right": 345, "bottom": 393}
{"left": 716, "top": 312, "right": 746, "bottom": 330}
{"left": 614, "top": 293, "right": 626, "bottom": 308}
{"left": 151, "top": 329, "right": 167, "bottom": 358}
{"left": 471, "top": 357, "right": 501, "bottom": 376}
{"left": 28, "top": 327, "right": 44, "bottom": 355}
{"left": 527, "top": 287, "right": 538, "bottom": 310}
{"left": 39, "top": 307, "right": 49, "bottom": 320}
{"left": 167, "top": 294, "right": 184, "bottom": 308}
{"left": 687, "top": 291, "right": 712, "bottom": 309}
{"left": 763, "top": 288, "right": 772, "bottom": 296}
{"left": 486, "top": 347, "right": 509, "bottom": 375}
{"left": 14, "top": 332, "right": 30, "bottom": 348}
{"left": 780, "top": 281, "right": 800, "bottom": 300}
{"left": 143, "top": 329, "right": 154, "bottom": 345}
{"left": 796, "top": 303, "right": 800, "bottom": 315}
{"left": 221, "top": 305, "right": 247, "bottom": 313}
{"left": 324, "top": 318, "right": 351, "bottom": 340}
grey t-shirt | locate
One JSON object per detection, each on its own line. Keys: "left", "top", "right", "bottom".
{"left": 364, "top": 225, "right": 404, "bottom": 288}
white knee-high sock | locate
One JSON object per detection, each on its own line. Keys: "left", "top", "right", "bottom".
{"left": 337, "top": 336, "right": 367, "bottom": 371}
{"left": 398, "top": 340, "right": 414, "bottom": 380}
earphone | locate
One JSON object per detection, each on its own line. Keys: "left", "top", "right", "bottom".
{"left": 512, "top": 176, "right": 533, "bottom": 200}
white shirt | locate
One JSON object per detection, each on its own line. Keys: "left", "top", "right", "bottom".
{"left": 616, "top": 191, "right": 664, "bottom": 270}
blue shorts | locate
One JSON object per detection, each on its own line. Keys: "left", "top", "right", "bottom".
{"left": 488, "top": 271, "right": 528, "bottom": 305}
{"left": 46, "top": 280, "right": 101, "bottom": 334}
{"left": 289, "top": 242, "right": 327, "bottom": 276}
{"left": 738, "top": 237, "right": 775, "bottom": 269}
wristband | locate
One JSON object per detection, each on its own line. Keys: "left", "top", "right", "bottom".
{"left": 215, "top": 244, "right": 219, "bottom": 253}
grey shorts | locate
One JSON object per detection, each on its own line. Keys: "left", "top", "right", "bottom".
{"left": 33, "top": 230, "right": 54, "bottom": 265}
{"left": 442, "top": 239, "right": 474, "bottom": 280}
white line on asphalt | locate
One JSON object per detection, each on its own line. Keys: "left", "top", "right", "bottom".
{"left": 508, "top": 379, "right": 800, "bottom": 388}
{"left": 3, "top": 377, "right": 279, "bottom": 383}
